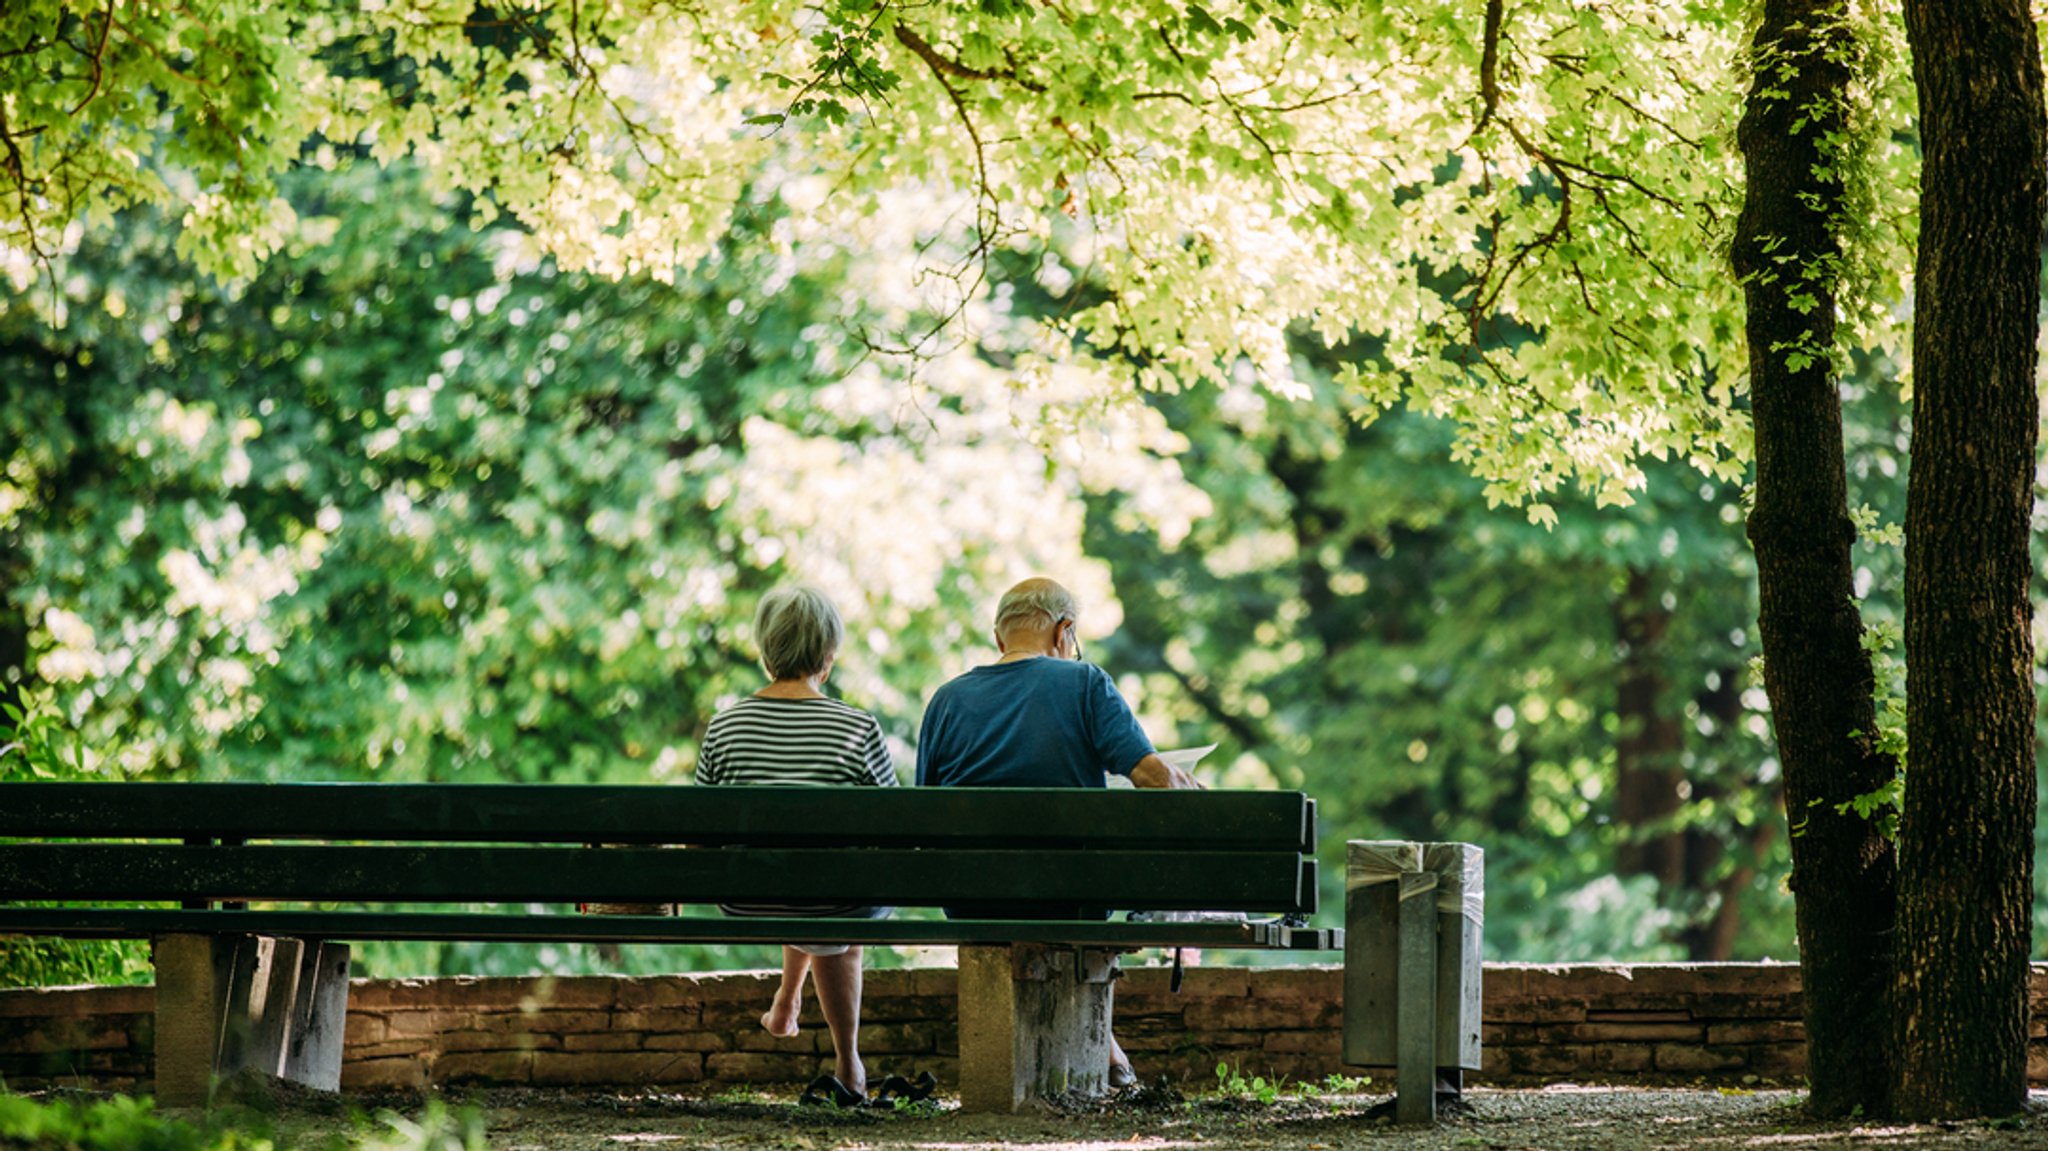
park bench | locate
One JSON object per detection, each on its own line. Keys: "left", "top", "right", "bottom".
{"left": 0, "top": 782, "right": 1479, "bottom": 1121}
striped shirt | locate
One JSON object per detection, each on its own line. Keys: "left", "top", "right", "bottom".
{"left": 695, "top": 695, "right": 897, "bottom": 918}
{"left": 695, "top": 697, "right": 896, "bottom": 789}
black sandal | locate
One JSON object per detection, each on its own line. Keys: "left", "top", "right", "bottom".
{"left": 868, "top": 1070, "right": 938, "bottom": 1106}
{"left": 798, "top": 1073, "right": 866, "bottom": 1108}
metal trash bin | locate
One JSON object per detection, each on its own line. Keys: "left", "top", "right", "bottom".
{"left": 1342, "top": 840, "right": 1484, "bottom": 1123}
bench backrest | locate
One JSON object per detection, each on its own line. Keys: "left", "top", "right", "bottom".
{"left": 0, "top": 783, "right": 1320, "bottom": 916}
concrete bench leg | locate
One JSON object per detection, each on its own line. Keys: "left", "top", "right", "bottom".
{"left": 153, "top": 935, "right": 350, "bottom": 1106}
{"left": 957, "top": 944, "right": 1117, "bottom": 1112}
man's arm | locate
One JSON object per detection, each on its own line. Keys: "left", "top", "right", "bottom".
{"left": 1129, "top": 753, "right": 1202, "bottom": 789}
{"left": 915, "top": 691, "right": 954, "bottom": 786}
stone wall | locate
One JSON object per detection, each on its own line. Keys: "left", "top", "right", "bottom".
{"left": 9, "top": 961, "right": 2048, "bottom": 1096}
{"left": 0, "top": 983, "right": 153, "bottom": 1093}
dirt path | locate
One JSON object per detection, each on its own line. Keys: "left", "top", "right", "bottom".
{"left": 248, "top": 1086, "right": 2048, "bottom": 1151}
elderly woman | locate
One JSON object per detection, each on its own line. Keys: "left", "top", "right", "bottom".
{"left": 694, "top": 585, "right": 896, "bottom": 1104}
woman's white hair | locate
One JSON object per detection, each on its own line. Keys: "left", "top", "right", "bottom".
{"left": 993, "top": 580, "right": 1079, "bottom": 639}
{"left": 754, "top": 585, "right": 844, "bottom": 680}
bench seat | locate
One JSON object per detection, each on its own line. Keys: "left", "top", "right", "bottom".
{"left": 0, "top": 782, "right": 1342, "bottom": 1112}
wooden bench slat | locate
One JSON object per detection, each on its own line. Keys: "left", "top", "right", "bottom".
{"left": 0, "top": 784, "right": 1316, "bottom": 852}
{"left": 0, "top": 907, "right": 1343, "bottom": 950}
{"left": 0, "top": 844, "right": 1316, "bottom": 913}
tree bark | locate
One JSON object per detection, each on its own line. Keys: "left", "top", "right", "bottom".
{"left": 1613, "top": 567, "right": 1687, "bottom": 889}
{"left": 1892, "top": 0, "right": 2044, "bottom": 1120}
{"left": 1731, "top": 0, "right": 1898, "bottom": 1117}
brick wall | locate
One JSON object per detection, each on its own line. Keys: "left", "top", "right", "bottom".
{"left": 8, "top": 961, "right": 2045, "bottom": 1096}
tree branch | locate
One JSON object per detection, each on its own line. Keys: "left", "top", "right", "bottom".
{"left": 0, "top": 100, "right": 48, "bottom": 262}
{"left": 1474, "top": 0, "right": 1505, "bottom": 136}
{"left": 1159, "top": 660, "right": 1272, "bottom": 757}
{"left": 891, "top": 23, "right": 1044, "bottom": 92}
{"left": 69, "top": 0, "right": 117, "bottom": 115}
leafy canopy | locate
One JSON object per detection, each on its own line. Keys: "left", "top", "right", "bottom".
{"left": 0, "top": 0, "right": 1918, "bottom": 515}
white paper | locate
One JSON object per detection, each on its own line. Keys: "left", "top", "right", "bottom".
{"left": 1156, "top": 744, "right": 1218, "bottom": 772}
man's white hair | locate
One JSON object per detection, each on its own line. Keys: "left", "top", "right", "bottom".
{"left": 754, "top": 585, "right": 843, "bottom": 680}
{"left": 993, "top": 580, "right": 1079, "bottom": 638}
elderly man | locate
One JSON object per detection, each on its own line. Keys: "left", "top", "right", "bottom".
{"left": 916, "top": 577, "right": 1201, "bottom": 791}
{"left": 917, "top": 576, "right": 1200, "bottom": 1089}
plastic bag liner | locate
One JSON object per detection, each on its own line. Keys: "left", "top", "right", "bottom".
{"left": 1345, "top": 840, "right": 1484, "bottom": 928}
{"left": 1346, "top": 841, "right": 1423, "bottom": 889}
{"left": 1423, "top": 842, "right": 1485, "bottom": 929}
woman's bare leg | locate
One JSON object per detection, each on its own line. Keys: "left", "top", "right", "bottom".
{"left": 1109, "top": 1031, "right": 1136, "bottom": 1087}
{"left": 810, "top": 946, "right": 867, "bottom": 1093}
{"left": 762, "top": 946, "right": 810, "bottom": 1039}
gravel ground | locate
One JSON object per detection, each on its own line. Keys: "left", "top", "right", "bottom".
{"left": 224, "top": 1084, "right": 2048, "bottom": 1151}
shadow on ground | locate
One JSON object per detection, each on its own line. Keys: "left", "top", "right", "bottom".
{"left": 165, "top": 1080, "right": 2048, "bottom": 1151}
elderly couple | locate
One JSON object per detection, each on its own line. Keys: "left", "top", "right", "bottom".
{"left": 693, "top": 576, "right": 1202, "bottom": 1104}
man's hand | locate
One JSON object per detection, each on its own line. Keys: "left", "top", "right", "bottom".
{"left": 1130, "top": 753, "right": 1203, "bottom": 789}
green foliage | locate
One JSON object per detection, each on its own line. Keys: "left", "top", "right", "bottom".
{"left": 1839, "top": 617, "right": 1905, "bottom": 837}
{"left": 0, "top": 694, "right": 88, "bottom": 781}
{"left": 0, "top": 1093, "right": 262, "bottom": 1151}
{"left": 0, "top": 0, "right": 312, "bottom": 279}
{"left": 0, "top": 695, "right": 152, "bottom": 988}
{"left": 2, "top": 158, "right": 1149, "bottom": 789}
{"left": 1213, "top": 1060, "right": 1283, "bottom": 1104}
{"left": 349, "top": 1102, "right": 486, "bottom": 1151}
{"left": 1082, "top": 370, "right": 1795, "bottom": 960}
{"left": 712, "top": 1086, "right": 771, "bottom": 1105}
{"left": 1836, "top": 498, "right": 1906, "bottom": 839}
{"left": 0, "top": 1094, "right": 487, "bottom": 1151}
{"left": 1267, "top": 1071, "right": 1370, "bottom": 1100}
{"left": 348, "top": 939, "right": 793, "bottom": 981}
{"left": 1208, "top": 1062, "right": 1361, "bottom": 1103}
{"left": 0, "top": 936, "right": 152, "bottom": 989}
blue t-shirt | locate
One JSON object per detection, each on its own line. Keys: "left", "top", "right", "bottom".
{"left": 915, "top": 658, "right": 1155, "bottom": 788}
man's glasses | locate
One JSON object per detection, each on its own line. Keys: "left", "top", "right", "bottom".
{"left": 1060, "top": 617, "right": 1084, "bottom": 662}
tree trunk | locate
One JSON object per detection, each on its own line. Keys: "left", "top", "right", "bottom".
{"left": 1676, "top": 662, "right": 1771, "bottom": 962}
{"left": 1613, "top": 568, "right": 1687, "bottom": 889}
{"left": 1677, "top": 815, "right": 1777, "bottom": 962}
{"left": 1892, "top": 0, "right": 2044, "bottom": 1120}
{"left": 1731, "top": 0, "right": 1898, "bottom": 1117}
